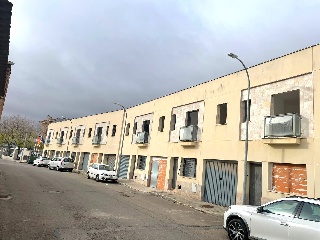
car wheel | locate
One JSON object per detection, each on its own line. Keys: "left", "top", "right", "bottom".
{"left": 37, "top": 164, "right": 41, "bottom": 167}
{"left": 56, "top": 166, "right": 60, "bottom": 171}
{"left": 87, "top": 173, "right": 90, "bottom": 179}
{"left": 95, "top": 175, "right": 99, "bottom": 182}
{"left": 68, "top": 169, "right": 72, "bottom": 172}
{"left": 227, "top": 219, "right": 249, "bottom": 240}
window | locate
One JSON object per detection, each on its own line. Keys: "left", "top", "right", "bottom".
{"left": 96, "top": 127, "right": 103, "bottom": 137}
{"left": 112, "top": 125, "right": 117, "bottom": 136}
{"left": 217, "top": 103, "right": 227, "bottom": 125}
{"left": 182, "top": 158, "right": 197, "bottom": 178}
{"left": 60, "top": 131, "right": 64, "bottom": 139}
{"left": 76, "top": 129, "right": 81, "bottom": 137}
{"left": 138, "top": 156, "right": 146, "bottom": 170}
{"left": 69, "top": 130, "right": 73, "bottom": 139}
{"left": 88, "top": 128, "right": 92, "bottom": 138}
{"left": 106, "top": 126, "right": 109, "bottom": 136}
{"left": 241, "top": 99, "right": 251, "bottom": 123}
{"left": 299, "top": 203, "right": 320, "bottom": 222}
{"left": 133, "top": 122, "right": 137, "bottom": 134}
{"left": 170, "top": 114, "right": 176, "bottom": 131}
{"left": 158, "top": 116, "right": 165, "bottom": 132}
{"left": 125, "top": 123, "right": 130, "bottom": 136}
{"left": 262, "top": 200, "right": 299, "bottom": 217}
{"left": 186, "top": 110, "right": 198, "bottom": 126}
{"left": 271, "top": 90, "right": 300, "bottom": 115}
{"left": 143, "top": 120, "right": 150, "bottom": 133}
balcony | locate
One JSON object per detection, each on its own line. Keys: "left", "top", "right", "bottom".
{"left": 179, "top": 125, "right": 198, "bottom": 146}
{"left": 56, "top": 138, "right": 63, "bottom": 145}
{"left": 263, "top": 113, "right": 301, "bottom": 145}
{"left": 92, "top": 135, "right": 101, "bottom": 146}
{"left": 72, "top": 137, "right": 80, "bottom": 145}
{"left": 135, "top": 132, "right": 149, "bottom": 147}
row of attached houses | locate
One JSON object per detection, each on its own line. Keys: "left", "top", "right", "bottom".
{"left": 44, "top": 44, "right": 320, "bottom": 207}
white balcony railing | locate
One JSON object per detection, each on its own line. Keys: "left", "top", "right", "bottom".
{"left": 136, "top": 132, "right": 149, "bottom": 144}
{"left": 264, "top": 113, "right": 301, "bottom": 138}
{"left": 179, "top": 125, "right": 198, "bottom": 142}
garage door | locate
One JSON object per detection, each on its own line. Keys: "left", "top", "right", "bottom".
{"left": 81, "top": 153, "right": 90, "bottom": 171}
{"left": 118, "top": 155, "right": 130, "bottom": 179}
{"left": 204, "top": 160, "right": 238, "bottom": 207}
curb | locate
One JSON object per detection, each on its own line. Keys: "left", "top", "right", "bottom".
{"left": 118, "top": 182, "right": 225, "bottom": 215}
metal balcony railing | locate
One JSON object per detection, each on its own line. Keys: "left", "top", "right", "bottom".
{"left": 136, "top": 132, "right": 149, "bottom": 144}
{"left": 264, "top": 113, "right": 301, "bottom": 138}
{"left": 179, "top": 125, "right": 198, "bottom": 142}
{"left": 72, "top": 137, "right": 80, "bottom": 144}
{"left": 56, "top": 138, "right": 63, "bottom": 144}
{"left": 92, "top": 135, "right": 101, "bottom": 145}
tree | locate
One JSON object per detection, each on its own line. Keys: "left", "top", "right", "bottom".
{"left": 0, "top": 115, "right": 40, "bottom": 150}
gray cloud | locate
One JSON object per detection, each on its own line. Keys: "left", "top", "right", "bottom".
{"left": 5, "top": 0, "right": 320, "bottom": 120}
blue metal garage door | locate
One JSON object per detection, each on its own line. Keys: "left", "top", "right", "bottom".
{"left": 118, "top": 155, "right": 130, "bottom": 179}
{"left": 204, "top": 160, "right": 238, "bottom": 207}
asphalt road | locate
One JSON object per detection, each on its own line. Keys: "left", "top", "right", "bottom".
{"left": 0, "top": 159, "right": 228, "bottom": 240}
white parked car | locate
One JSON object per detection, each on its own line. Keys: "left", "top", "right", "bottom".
{"left": 48, "top": 157, "right": 74, "bottom": 172}
{"left": 33, "top": 156, "right": 51, "bottom": 167}
{"left": 87, "top": 163, "right": 118, "bottom": 182}
{"left": 224, "top": 196, "right": 320, "bottom": 240}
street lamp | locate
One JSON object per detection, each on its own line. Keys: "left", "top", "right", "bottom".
{"left": 228, "top": 53, "right": 251, "bottom": 205}
{"left": 114, "top": 102, "right": 127, "bottom": 176}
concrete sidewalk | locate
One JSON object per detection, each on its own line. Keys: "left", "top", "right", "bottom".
{"left": 118, "top": 179, "right": 227, "bottom": 215}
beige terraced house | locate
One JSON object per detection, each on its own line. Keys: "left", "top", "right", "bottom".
{"left": 44, "top": 44, "right": 320, "bottom": 207}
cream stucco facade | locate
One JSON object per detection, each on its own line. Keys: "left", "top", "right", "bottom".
{"left": 44, "top": 44, "right": 320, "bottom": 207}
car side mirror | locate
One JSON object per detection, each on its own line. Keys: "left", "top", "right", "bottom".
{"left": 257, "top": 206, "right": 263, "bottom": 213}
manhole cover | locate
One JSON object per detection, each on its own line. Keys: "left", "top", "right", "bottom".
{"left": 201, "top": 204, "right": 215, "bottom": 208}
{"left": 0, "top": 194, "right": 12, "bottom": 200}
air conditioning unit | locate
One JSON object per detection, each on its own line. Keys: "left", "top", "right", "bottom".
{"left": 179, "top": 125, "right": 198, "bottom": 142}
{"left": 264, "top": 113, "right": 301, "bottom": 138}
{"left": 136, "top": 132, "right": 148, "bottom": 144}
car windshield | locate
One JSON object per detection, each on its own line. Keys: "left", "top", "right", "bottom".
{"left": 99, "top": 165, "right": 112, "bottom": 171}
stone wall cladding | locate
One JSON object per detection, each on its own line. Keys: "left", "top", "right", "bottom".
{"left": 241, "top": 74, "right": 314, "bottom": 140}
{"left": 133, "top": 113, "right": 153, "bottom": 143}
{"left": 170, "top": 101, "right": 204, "bottom": 142}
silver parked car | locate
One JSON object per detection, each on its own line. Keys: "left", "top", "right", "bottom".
{"left": 48, "top": 157, "right": 74, "bottom": 172}
{"left": 223, "top": 196, "right": 320, "bottom": 240}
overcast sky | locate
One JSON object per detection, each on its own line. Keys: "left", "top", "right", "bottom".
{"left": 5, "top": 0, "right": 320, "bottom": 121}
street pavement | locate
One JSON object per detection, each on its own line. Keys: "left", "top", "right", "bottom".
{"left": 0, "top": 157, "right": 229, "bottom": 240}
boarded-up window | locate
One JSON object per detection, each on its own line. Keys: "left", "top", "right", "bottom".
{"left": 272, "top": 163, "right": 307, "bottom": 195}
{"left": 182, "top": 158, "right": 197, "bottom": 178}
{"left": 138, "top": 155, "right": 147, "bottom": 170}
